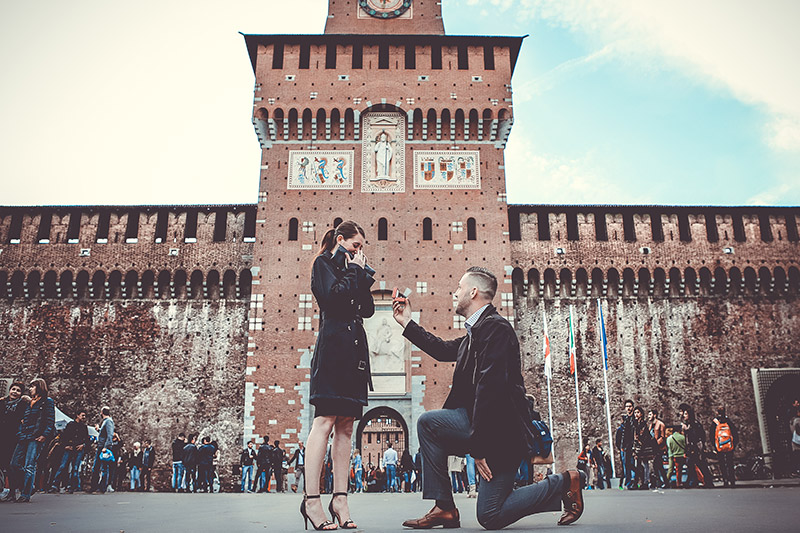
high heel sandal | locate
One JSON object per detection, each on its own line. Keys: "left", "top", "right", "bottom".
{"left": 328, "top": 492, "right": 357, "bottom": 529}
{"left": 300, "top": 494, "right": 337, "bottom": 530}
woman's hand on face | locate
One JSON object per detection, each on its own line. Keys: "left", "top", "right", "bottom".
{"left": 351, "top": 249, "right": 367, "bottom": 268}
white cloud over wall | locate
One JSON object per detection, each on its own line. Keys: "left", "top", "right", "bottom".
{"left": 507, "top": 0, "right": 800, "bottom": 151}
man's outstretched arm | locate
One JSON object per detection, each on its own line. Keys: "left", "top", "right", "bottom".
{"left": 393, "top": 299, "right": 463, "bottom": 362}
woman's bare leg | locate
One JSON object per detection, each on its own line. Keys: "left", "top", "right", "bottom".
{"left": 304, "top": 416, "right": 336, "bottom": 529}
{"left": 331, "top": 416, "right": 356, "bottom": 525}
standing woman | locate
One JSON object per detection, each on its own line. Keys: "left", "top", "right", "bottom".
{"left": 301, "top": 220, "right": 374, "bottom": 531}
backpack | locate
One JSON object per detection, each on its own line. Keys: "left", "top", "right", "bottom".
{"left": 715, "top": 421, "right": 733, "bottom": 452}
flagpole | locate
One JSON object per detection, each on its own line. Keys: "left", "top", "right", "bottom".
{"left": 570, "top": 305, "right": 583, "bottom": 452}
{"left": 597, "top": 298, "right": 615, "bottom": 478}
{"left": 541, "top": 306, "right": 556, "bottom": 464}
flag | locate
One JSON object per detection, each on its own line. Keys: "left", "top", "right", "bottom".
{"left": 598, "top": 299, "right": 608, "bottom": 370}
{"left": 543, "top": 331, "right": 552, "bottom": 380}
{"left": 568, "top": 310, "right": 577, "bottom": 375}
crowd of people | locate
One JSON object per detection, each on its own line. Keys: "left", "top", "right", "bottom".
{"left": 0, "top": 377, "right": 232, "bottom": 503}
{"left": 236, "top": 435, "right": 296, "bottom": 493}
{"left": 574, "top": 400, "right": 741, "bottom": 490}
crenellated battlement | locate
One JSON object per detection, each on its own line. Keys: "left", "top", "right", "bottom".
{"left": 0, "top": 205, "right": 257, "bottom": 301}
{"left": 509, "top": 204, "right": 800, "bottom": 300}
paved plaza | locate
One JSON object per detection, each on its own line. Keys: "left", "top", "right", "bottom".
{"left": 1, "top": 486, "right": 798, "bottom": 532}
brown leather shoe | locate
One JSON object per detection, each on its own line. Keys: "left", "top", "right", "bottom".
{"left": 558, "top": 471, "right": 584, "bottom": 526}
{"left": 402, "top": 506, "right": 461, "bottom": 529}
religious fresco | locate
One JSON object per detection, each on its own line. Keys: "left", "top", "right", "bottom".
{"left": 287, "top": 150, "right": 354, "bottom": 190}
{"left": 413, "top": 150, "right": 481, "bottom": 189}
{"left": 364, "top": 307, "right": 410, "bottom": 394}
{"left": 361, "top": 112, "right": 406, "bottom": 193}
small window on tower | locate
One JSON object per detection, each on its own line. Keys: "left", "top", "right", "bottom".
{"left": 378, "top": 218, "right": 388, "bottom": 240}
{"left": 272, "top": 43, "right": 284, "bottom": 69}
{"left": 457, "top": 46, "right": 468, "bottom": 70}
{"left": 483, "top": 45, "right": 495, "bottom": 70}
{"left": 325, "top": 44, "right": 336, "bottom": 69}
{"left": 423, "top": 218, "right": 433, "bottom": 241}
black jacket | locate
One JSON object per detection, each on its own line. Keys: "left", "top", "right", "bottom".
{"left": 241, "top": 447, "right": 256, "bottom": 466}
{"left": 183, "top": 443, "right": 198, "bottom": 466}
{"left": 310, "top": 250, "right": 375, "bottom": 407}
{"left": 198, "top": 443, "right": 217, "bottom": 466}
{"left": 403, "top": 305, "right": 541, "bottom": 468}
{"left": 172, "top": 438, "right": 185, "bottom": 462}
{"left": 142, "top": 446, "right": 155, "bottom": 468}
{"left": 257, "top": 444, "right": 273, "bottom": 467}
{"left": 0, "top": 397, "right": 28, "bottom": 447}
{"left": 61, "top": 421, "right": 89, "bottom": 449}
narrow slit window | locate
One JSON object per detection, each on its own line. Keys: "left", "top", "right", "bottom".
{"left": 213, "top": 210, "right": 227, "bottom": 242}
{"left": 378, "top": 43, "right": 389, "bottom": 69}
{"left": 650, "top": 212, "right": 664, "bottom": 241}
{"left": 184, "top": 211, "right": 198, "bottom": 242}
{"left": 431, "top": 44, "right": 442, "bottom": 70}
{"left": 457, "top": 46, "right": 468, "bottom": 70}
{"left": 678, "top": 213, "right": 692, "bottom": 242}
{"left": 423, "top": 217, "right": 433, "bottom": 240}
{"left": 37, "top": 211, "right": 52, "bottom": 243}
{"left": 67, "top": 209, "right": 82, "bottom": 243}
{"left": 96, "top": 211, "right": 110, "bottom": 243}
{"left": 288, "top": 218, "right": 299, "bottom": 241}
{"left": 623, "top": 212, "right": 636, "bottom": 242}
{"left": 705, "top": 213, "right": 719, "bottom": 242}
{"left": 125, "top": 211, "right": 140, "bottom": 243}
{"left": 378, "top": 218, "right": 388, "bottom": 240}
{"left": 537, "top": 212, "right": 551, "bottom": 241}
{"left": 155, "top": 209, "right": 168, "bottom": 243}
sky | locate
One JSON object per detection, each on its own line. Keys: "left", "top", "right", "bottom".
{"left": 1, "top": 0, "right": 798, "bottom": 207}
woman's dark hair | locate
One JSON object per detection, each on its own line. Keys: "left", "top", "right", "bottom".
{"left": 633, "top": 406, "right": 644, "bottom": 416}
{"left": 317, "top": 220, "right": 366, "bottom": 256}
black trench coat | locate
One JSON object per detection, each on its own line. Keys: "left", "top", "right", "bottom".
{"left": 310, "top": 250, "right": 375, "bottom": 409}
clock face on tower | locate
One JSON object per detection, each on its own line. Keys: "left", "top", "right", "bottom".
{"left": 359, "top": 0, "right": 412, "bottom": 19}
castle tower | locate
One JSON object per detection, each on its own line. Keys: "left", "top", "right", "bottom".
{"left": 242, "top": 0, "right": 523, "bottom": 462}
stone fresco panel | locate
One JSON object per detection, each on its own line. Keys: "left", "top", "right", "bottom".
{"left": 413, "top": 150, "right": 480, "bottom": 189}
{"left": 288, "top": 150, "right": 354, "bottom": 190}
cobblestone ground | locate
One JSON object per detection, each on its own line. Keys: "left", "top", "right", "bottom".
{"left": 0, "top": 487, "right": 798, "bottom": 532}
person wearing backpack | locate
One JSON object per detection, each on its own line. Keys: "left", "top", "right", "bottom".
{"left": 709, "top": 407, "right": 737, "bottom": 488}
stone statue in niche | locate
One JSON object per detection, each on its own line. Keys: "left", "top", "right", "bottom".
{"left": 374, "top": 131, "right": 394, "bottom": 179}
{"left": 361, "top": 112, "right": 405, "bottom": 193}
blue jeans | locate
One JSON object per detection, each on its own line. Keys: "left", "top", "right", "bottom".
{"left": 595, "top": 463, "right": 606, "bottom": 489}
{"left": 130, "top": 466, "right": 141, "bottom": 490}
{"left": 355, "top": 469, "right": 363, "bottom": 492}
{"left": 52, "top": 449, "right": 72, "bottom": 489}
{"left": 92, "top": 450, "right": 112, "bottom": 492}
{"left": 172, "top": 461, "right": 185, "bottom": 490}
{"left": 241, "top": 464, "right": 254, "bottom": 492}
{"left": 10, "top": 439, "right": 44, "bottom": 499}
{"left": 466, "top": 454, "right": 476, "bottom": 486}
{"left": 386, "top": 464, "right": 397, "bottom": 491}
{"left": 621, "top": 449, "right": 635, "bottom": 488}
{"left": 70, "top": 449, "right": 85, "bottom": 490}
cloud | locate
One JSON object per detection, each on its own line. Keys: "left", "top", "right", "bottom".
{"left": 505, "top": 0, "right": 800, "bottom": 151}
{"left": 504, "top": 130, "right": 648, "bottom": 204}
{"left": 514, "top": 42, "right": 617, "bottom": 102}
{"left": 766, "top": 115, "right": 800, "bottom": 152}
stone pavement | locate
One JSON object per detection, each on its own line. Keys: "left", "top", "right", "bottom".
{"left": 1, "top": 486, "right": 798, "bottom": 532}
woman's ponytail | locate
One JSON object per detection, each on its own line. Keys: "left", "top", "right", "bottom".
{"left": 318, "top": 228, "right": 337, "bottom": 256}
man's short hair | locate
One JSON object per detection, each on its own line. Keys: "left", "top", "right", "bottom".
{"left": 264, "top": 436, "right": 270, "bottom": 444}
{"left": 624, "top": 399, "right": 634, "bottom": 407}
{"left": 648, "top": 409, "right": 658, "bottom": 417}
{"left": 179, "top": 432, "right": 186, "bottom": 438}
{"left": 465, "top": 266, "right": 498, "bottom": 300}
{"left": 274, "top": 440, "right": 280, "bottom": 447}
{"left": 101, "top": 406, "right": 111, "bottom": 416}
{"left": 10, "top": 381, "right": 25, "bottom": 392}
{"left": 595, "top": 438, "right": 602, "bottom": 444}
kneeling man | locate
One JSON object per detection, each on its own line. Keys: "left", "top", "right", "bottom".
{"left": 393, "top": 267, "right": 584, "bottom": 529}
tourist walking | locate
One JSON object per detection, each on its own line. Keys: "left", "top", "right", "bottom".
{"left": 710, "top": 407, "right": 737, "bottom": 487}
{"left": 6, "top": 379, "right": 55, "bottom": 503}
{"left": 301, "top": 220, "right": 375, "bottom": 531}
{"left": 171, "top": 433, "right": 186, "bottom": 492}
{"left": 0, "top": 382, "right": 28, "bottom": 499}
{"left": 241, "top": 441, "right": 256, "bottom": 492}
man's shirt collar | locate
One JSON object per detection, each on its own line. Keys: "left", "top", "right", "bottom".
{"left": 465, "top": 304, "right": 490, "bottom": 337}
